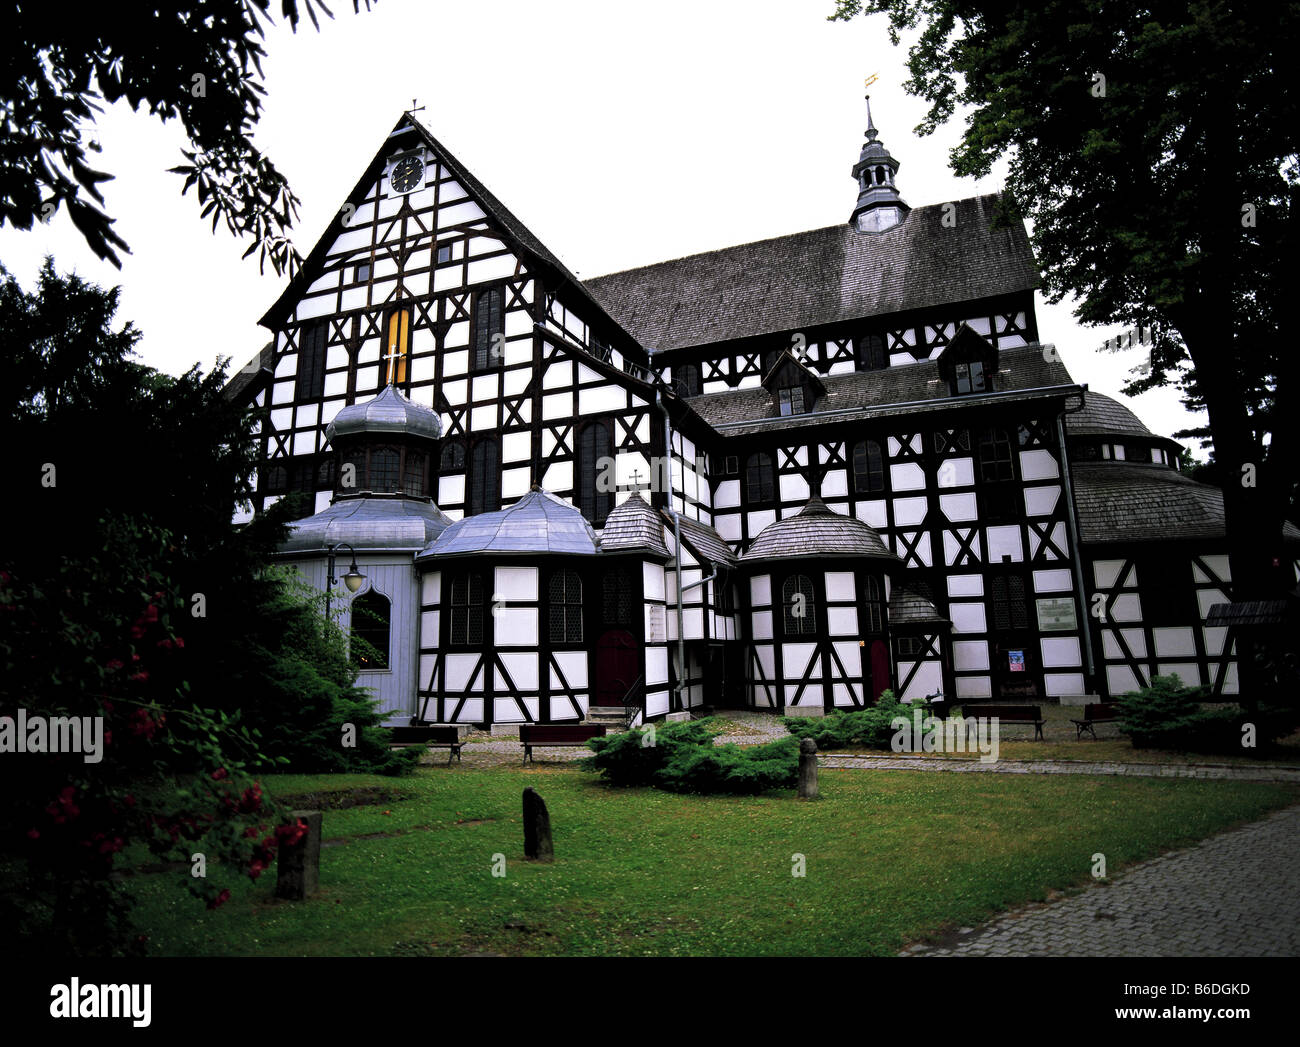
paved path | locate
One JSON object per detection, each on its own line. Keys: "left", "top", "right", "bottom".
{"left": 819, "top": 752, "right": 1300, "bottom": 782}
{"left": 901, "top": 804, "right": 1300, "bottom": 956}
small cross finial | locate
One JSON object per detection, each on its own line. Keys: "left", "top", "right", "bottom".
{"left": 382, "top": 343, "right": 402, "bottom": 385}
{"left": 409, "top": 98, "right": 425, "bottom": 113}
{"left": 629, "top": 468, "right": 644, "bottom": 491}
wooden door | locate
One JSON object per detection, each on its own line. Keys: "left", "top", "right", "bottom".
{"left": 595, "top": 629, "right": 637, "bottom": 706}
{"left": 870, "top": 639, "right": 891, "bottom": 702}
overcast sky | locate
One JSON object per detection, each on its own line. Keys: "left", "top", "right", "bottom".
{"left": 1, "top": 0, "right": 1200, "bottom": 446}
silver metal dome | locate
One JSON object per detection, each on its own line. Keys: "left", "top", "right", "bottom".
{"left": 417, "top": 488, "right": 600, "bottom": 561}
{"left": 280, "top": 496, "right": 452, "bottom": 555}
{"left": 325, "top": 384, "right": 443, "bottom": 443}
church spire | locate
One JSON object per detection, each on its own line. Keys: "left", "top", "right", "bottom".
{"left": 850, "top": 91, "right": 909, "bottom": 233}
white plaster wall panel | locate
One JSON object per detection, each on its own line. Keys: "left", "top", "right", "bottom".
{"left": 1093, "top": 560, "right": 1125, "bottom": 589}
{"left": 439, "top": 475, "right": 465, "bottom": 505}
{"left": 1110, "top": 594, "right": 1142, "bottom": 622}
{"left": 683, "top": 607, "right": 705, "bottom": 639}
{"left": 901, "top": 662, "right": 943, "bottom": 700}
{"left": 1023, "top": 486, "right": 1061, "bottom": 517}
{"left": 471, "top": 374, "right": 500, "bottom": 402}
{"left": 443, "top": 349, "right": 467, "bottom": 377}
{"left": 715, "top": 480, "right": 740, "bottom": 509}
{"left": 271, "top": 406, "right": 293, "bottom": 431}
{"left": 821, "top": 470, "right": 849, "bottom": 498}
{"left": 550, "top": 651, "right": 588, "bottom": 690}
{"left": 1027, "top": 523, "right": 1067, "bottom": 561}
{"left": 455, "top": 698, "right": 484, "bottom": 722}
{"left": 645, "top": 647, "right": 669, "bottom": 686}
{"left": 826, "top": 607, "right": 858, "bottom": 635}
{"left": 644, "top": 563, "right": 666, "bottom": 601}
{"left": 411, "top": 354, "right": 435, "bottom": 384}
{"left": 470, "top": 405, "right": 497, "bottom": 431}
{"left": 444, "top": 654, "right": 484, "bottom": 691}
{"left": 499, "top": 653, "right": 539, "bottom": 690}
{"left": 936, "top": 457, "right": 974, "bottom": 487}
{"left": 856, "top": 500, "right": 888, "bottom": 529}
{"left": 748, "top": 509, "right": 776, "bottom": 535}
{"left": 1044, "top": 673, "right": 1086, "bottom": 697}
{"left": 579, "top": 384, "right": 627, "bottom": 415}
{"left": 1033, "top": 569, "right": 1073, "bottom": 593}
{"left": 943, "top": 530, "right": 982, "bottom": 567}
{"left": 422, "top": 572, "right": 441, "bottom": 605}
{"left": 1040, "top": 637, "right": 1082, "bottom": 668}
{"left": 832, "top": 642, "right": 862, "bottom": 676}
{"left": 495, "top": 566, "right": 538, "bottom": 601}
{"left": 502, "top": 466, "right": 531, "bottom": 500}
{"left": 1197, "top": 588, "right": 1230, "bottom": 619}
{"left": 986, "top": 525, "right": 1023, "bottom": 563}
{"left": 1203, "top": 626, "right": 1227, "bottom": 657}
{"left": 1158, "top": 663, "right": 1203, "bottom": 687}
{"left": 893, "top": 497, "right": 928, "bottom": 527}
{"left": 1122, "top": 628, "right": 1148, "bottom": 658}
{"left": 439, "top": 199, "right": 486, "bottom": 225}
{"left": 1201, "top": 555, "right": 1231, "bottom": 582}
{"left": 955, "top": 676, "right": 992, "bottom": 697}
{"left": 419, "top": 610, "right": 439, "bottom": 648}
{"left": 715, "top": 514, "right": 741, "bottom": 542}
{"left": 1106, "top": 665, "right": 1142, "bottom": 695}
{"left": 355, "top": 364, "right": 379, "bottom": 391}
{"left": 543, "top": 360, "right": 572, "bottom": 389}
{"left": 833, "top": 683, "right": 857, "bottom": 706}
{"left": 467, "top": 255, "right": 519, "bottom": 286}
{"left": 948, "top": 574, "right": 984, "bottom": 597}
{"left": 787, "top": 684, "right": 823, "bottom": 706}
{"left": 1153, "top": 627, "right": 1197, "bottom": 658}
{"left": 419, "top": 654, "right": 437, "bottom": 691}
{"left": 495, "top": 607, "right": 538, "bottom": 647}
{"left": 939, "top": 493, "right": 979, "bottom": 522}
{"left": 784, "top": 643, "right": 818, "bottom": 680}
{"left": 824, "top": 572, "right": 856, "bottom": 601}
{"left": 272, "top": 380, "right": 294, "bottom": 405}
{"left": 1222, "top": 663, "right": 1239, "bottom": 694}
{"left": 645, "top": 689, "right": 670, "bottom": 717}
{"left": 503, "top": 431, "right": 531, "bottom": 464}
{"left": 953, "top": 640, "right": 990, "bottom": 670}
{"left": 541, "top": 461, "right": 572, "bottom": 492}
{"left": 779, "top": 472, "right": 811, "bottom": 503}
{"left": 890, "top": 462, "right": 927, "bottom": 491}
{"left": 751, "top": 611, "right": 774, "bottom": 642}
{"left": 494, "top": 698, "right": 524, "bottom": 723}
{"left": 542, "top": 392, "right": 572, "bottom": 420}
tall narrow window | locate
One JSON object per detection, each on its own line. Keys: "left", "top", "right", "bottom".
{"left": 676, "top": 363, "right": 700, "bottom": 396}
{"left": 745, "top": 452, "right": 775, "bottom": 504}
{"left": 863, "top": 576, "right": 885, "bottom": 635}
{"left": 382, "top": 307, "right": 411, "bottom": 386}
{"left": 578, "top": 422, "right": 613, "bottom": 525}
{"left": 852, "top": 439, "right": 886, "bottom": 494}
{"left": 402, "top": 450, "right": 427, "bottom": 497}
{"left": 602, "top": 568, "right": 634, "bottom": 626}
{"left": 468, "top": 438, "right": 499, "bottom": 515}
{"left": 440, "top": 440, "right": 465, "bottom": 472}
{"left": 782, "top": 574, "right": 816, "bottom": 636}
{"left": 471, "top": 286, "right": 504, "bottom": 370}
{"left": 350, "top": 589, "right": 391, "bottom": 670}
{"left": 978, "top": 428, "right": 1015, "bottom": 483}
{"left": 295, "top": 321, "right": 327, "bottom": 400}
{"left": 714, "top": 570, "right": 733, "bottom": 617}
{"left": 989, "top": 575, "right": 1030, "bottom": 631}
{"left": 549, "top": 569, "right": 584, "bottom": 643}
{"left": 369, "top": 447, "right": 400, "bottom": 493}
{"left": 449, "top": 572, "right": 485, "bottom": 646}
{"left": 856, "top": 333, "right": 886, "bottom": 372}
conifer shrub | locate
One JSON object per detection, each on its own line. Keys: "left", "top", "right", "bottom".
{"left": 584, "top": 718, "right": 798, "bottom": 794}
{"left": 779, "top": 690, "right": 919, "bottom": 751}
{"left": 1116, "top": 675, "right": 1243, "bottom": 753}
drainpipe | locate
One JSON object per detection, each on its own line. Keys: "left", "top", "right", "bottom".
{"left": 655, "top": 386, "right": 688, "bottom": 711}
{"left": 1056, "top": 399, "right": 1097, "bottom": 693}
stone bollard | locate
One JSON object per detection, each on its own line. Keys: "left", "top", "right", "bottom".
{"left": 798, "top": 738, "right": 819, "bottom": 800}
{"left": 275, "top": 809, "right": 322, "bottom": 900}
{"left": 523, "top": 787, "right": 553, "bottom": 861}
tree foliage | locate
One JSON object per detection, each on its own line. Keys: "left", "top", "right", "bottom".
{"left": 831, "top": 1, "right": 1299, "bottom": 604}
{"left": 0, "top": 1, "right": 373, "bottom": 275}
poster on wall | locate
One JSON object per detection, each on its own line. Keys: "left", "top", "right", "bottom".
{"left": 1008, "top": 649, "right": 1026, "bottom": 672}
{"left": 1036, "top": 597, "right": 1078, "bottom": 633}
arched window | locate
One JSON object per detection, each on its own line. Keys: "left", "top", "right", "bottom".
{"left": 676, "top": 363, "right": 700, "bottom": 396}
{"left": 402, "top": 450, "right": 426, "bottom": 496}
{"left": 338, "top": 450, "right": 364, "bottom": 494}
{"left": 874, "top": 165, "right": 885, "bottom": 185}
{"left": 745, "top": 452, "right": 775, "bottom": 504}
{"left": 578, "top": 421, "right": 613, "bottom": 525}
{"left": 440, "top": 440, "right": 465, "bottom": 472}
{"left": 350, "top": 589, "right": 390, "bottom": 670}
{"left": 370, "top": 447, "right": 400, "bottom": 492}
{"left": 782, "top": 574, "right": 816, "bottom": 636}
{"left": 863, "top": 576, "right": 885, "bottom": 635}
{"left": 549, "top": 569, "right": 583, "bottom": 643}
{"left": 265, "top": 463, "right": 287, "bottom": 493}
{"left": 852, "top": 440, "right": 886, "bottom": 494}
{"left": 449, "top": 572, "right": 485, "bottom": 646}
{"left": 316, "top": 456, "right": 337, "bottom": 489}
{"left": 602, "top": 567, "right": 634, "bottom": 627}
{"left": 468, "top": 438, "right": 499, "bottom": 515}
{"left": 855, "top": 333, "right": 886, "bottom": 372}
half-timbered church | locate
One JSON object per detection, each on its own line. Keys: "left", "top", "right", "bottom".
{"left": 227, "top": 96, "right": 1300, "bottom": 727}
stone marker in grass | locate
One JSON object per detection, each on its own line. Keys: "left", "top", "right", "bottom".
{"left": 798, "top": 738, "right": 819, "bottom": 800}
{"left": 523, "top": 787, "right": 553, "bottom": 861}
{"left": 275, "top": 809, "right": 322, "bottom": 900}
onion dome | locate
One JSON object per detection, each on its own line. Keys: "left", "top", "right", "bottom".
{"left": 280, "top": 497, "right": 451, "bottom": 555}
{"left": 740, "top": 497, "right": 899, "bottom": 563}
{"left": 326, "top": 384, "right": 442, "bottom": 443}
{"left": 417, "top": 487, "right": 600, "bottom": 561}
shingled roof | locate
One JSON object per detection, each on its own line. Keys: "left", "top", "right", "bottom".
{"left": 667, "top": 512, "right": 738, "bottom": 568}
{"left": 1065, "top": 392, "right": 1159, "bottom": 439}
{"left": 685, "top": 343, "right": 1077, "bottom": 436}
{"left": 586, "top": 194, "right": 1039, "bottom": 352}
{"left": 740, "top": 498, "right": 899, "bottom": 563}
{"left": 599, "top": 492, "right": 670, "bottom": 559}
{"left": 889, "top": 581, "right": 949, "bottom": 626}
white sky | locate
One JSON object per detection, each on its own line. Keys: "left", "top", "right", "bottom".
{"left": 0, "top": 0, "right": 1201, "bottom": 446}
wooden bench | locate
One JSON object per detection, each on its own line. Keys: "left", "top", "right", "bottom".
{"left": 388, "top": 725, "right": 464, "bottom": 762}
{"left": 1070, "top": 702, "right": 1119, "bottom": 740}
{"left": 959, "top": 704, "right": 1046, "bottom": 741}
{"left": 519, "top": 724, "right": 606, "bottom": 764}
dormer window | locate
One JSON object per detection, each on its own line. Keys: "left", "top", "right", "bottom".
{"left": 778, "top": 386, "right": 805, "bottom": 415}
{"left": 937, "top": 324, "right": 997, "bottom": 398}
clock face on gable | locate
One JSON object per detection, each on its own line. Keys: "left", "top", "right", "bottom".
{"left": 389, "top": 155, "right": 425, "bottom": 194}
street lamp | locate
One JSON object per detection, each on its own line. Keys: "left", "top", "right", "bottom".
{"left": 324, "top": 542, "right": 366, "bottom": 619}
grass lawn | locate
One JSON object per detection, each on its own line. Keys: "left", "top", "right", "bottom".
{"left": 127, "top": 764, "right": 1300, "bottom": 956}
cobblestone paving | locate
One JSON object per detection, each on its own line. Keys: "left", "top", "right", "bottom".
{"left": 901, "top": 804, "right": 1300, "bottom": 956}
{"left": 819, "top": 753, "right": 1300, "bottom": 782}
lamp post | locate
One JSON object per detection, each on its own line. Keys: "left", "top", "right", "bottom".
{"left": 324, "top": 542, "right": 366, "bottom": 620}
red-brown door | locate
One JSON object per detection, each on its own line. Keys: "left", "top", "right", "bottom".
{"left": 595, "top": 629, "right": 637, "bottom": 706}
{"left": 870, "top": 640, "right": 891, "bottom": 702}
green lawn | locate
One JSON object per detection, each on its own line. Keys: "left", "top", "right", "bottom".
{"left": 127, "top": 766, "right": 1299, "bottom": 956}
